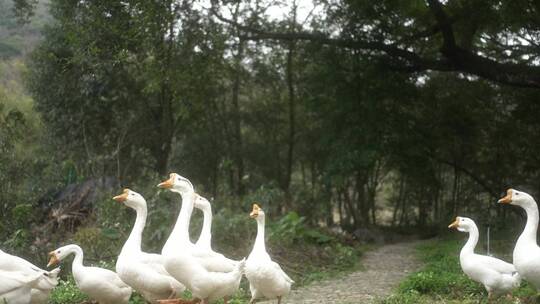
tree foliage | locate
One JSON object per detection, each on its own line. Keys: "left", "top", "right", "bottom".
{"left": 15, "top": 0, "right": 540, "bottom": 233}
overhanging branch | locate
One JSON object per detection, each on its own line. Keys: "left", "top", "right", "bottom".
{"left": 211, "top": 4, "right": 540, "bottom": 89}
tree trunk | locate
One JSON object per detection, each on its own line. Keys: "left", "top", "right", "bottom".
{"left": 283, "top": 40, "right": 296, "bottom": 208}
{"left": 231, "top": 38, "right": 245, "bottom": 196}
{"left": 153, "top": 0, "right": 176, "bottom": 176}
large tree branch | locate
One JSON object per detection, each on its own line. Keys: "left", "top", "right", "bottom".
{"left": 212, "top": 5, "right": 540, "bottom": 89}
{"left": 212, "top": 8, "right": 450, "bottom": 71}
{"left": 425, "top": 0, "right": 540, "bottom": 87}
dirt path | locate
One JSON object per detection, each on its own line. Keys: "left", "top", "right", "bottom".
{"left": 270, "top": 240, "right": 426, "bottom": 304}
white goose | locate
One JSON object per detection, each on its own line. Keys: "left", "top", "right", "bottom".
{"left": 0, "top": 270, "right": 42, "bottom": 304}
{"left": 194, "top": 194, "right": 215, "bottom": 251}
{"left": 157, "top": 174, "right": 245, "bottom": 304}
{"left": 448, "top": 216, "right": 520, "bottom": 299}
{"left": 0, "top": 249, "right": 60, "bottom": 303}
{"left": 246, "top": 204, "right": 293, "bottom": 304}
{"left": 47, "top": 244, "right": 132, "bottom": 304}
{"left": 499, "top": 189, "right": 540, "bottom": 289}
{"left": 113, "top": 189, "right": 185, "bottom": 303}
{"left": 193, "top": 194, "right": 238, "bottom": 268}
{"left": 158, "top": 173, "right": 236, "bottom": 272}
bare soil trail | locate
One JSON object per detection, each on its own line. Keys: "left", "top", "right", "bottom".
{"left": 263, "top": 239, "right": 426, "bottom": 304}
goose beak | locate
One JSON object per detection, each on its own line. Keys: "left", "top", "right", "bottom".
{"left": 158, "top": 174, "right": 175, "bottom": 189}
{"left": 47, "top": 252, "right": 59, "bottom": 268}
{"left": 448, "top": 217, "right": 460, "bottom": 229}
{"left": 498, "top": 189, "right": 513, "bottom": 204}
{"left": 250, "top": 203, "right": 260, "bottom": 218}
{"left": 113, "top": 189, "right": 129, "bottom": 202}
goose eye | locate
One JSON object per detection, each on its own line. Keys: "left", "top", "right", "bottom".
{"left": 57, "top": 250, "right": 61, "bottom": 253}
{"left": 516, "top": 193, "right": 520, "bottom": 196}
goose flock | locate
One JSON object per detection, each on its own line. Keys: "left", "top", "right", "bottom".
{"left": 0, "top": 173, "right": 293, "bottom": 304}
{"left": 449, "top": 188, "right": 540, "bottom": 301}
{"left": 4, "top": 175, "right": 540, "bottom": 304}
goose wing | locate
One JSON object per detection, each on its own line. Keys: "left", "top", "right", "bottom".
{"left": 477, "top": 255, "right": 516, "bottom": 274}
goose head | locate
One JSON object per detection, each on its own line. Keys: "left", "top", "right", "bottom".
{"left": 448, "top": 216, "right": 476, "bottom": 233}
{"left": 250, "top": 203, "right": 265, "bottom": 221}
{"left": 113, "top": 188, "right": 147, "bottom": 210}
{"left": 498, "top": 188, "right": 535, "bottom": 207}
{"left": 47, "top": 245, "right": 73, "bottom": 267}
{"left": 48, "top": 267, "right": 61, "bottom": 278}
{"left": 194, "top": 193, "right": 211, "bottom": 211}
{"left": 157, "top": 173, "right": 194, "bottom": 194}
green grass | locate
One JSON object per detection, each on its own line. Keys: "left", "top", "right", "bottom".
{"left": 380, "top": 237, "right": 537, "bottom": 304}
{"left": 49, "top": 278, "right": 89, "bottom": 304}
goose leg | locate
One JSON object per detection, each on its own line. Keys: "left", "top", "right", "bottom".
{"left": 249, "top": 299, "right": 258, "bottom": 304}
{"left": 168, "top": 283, "right": 177, "bottom": 299}
{"left": 277, "top": 296, "right": 282, "bottom": 304}
{"left": 223, "top": 296, "right": 229, "bottom": 304}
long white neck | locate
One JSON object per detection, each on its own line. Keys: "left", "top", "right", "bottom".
{"left": 196, "top": 205, "right": 212, "bottom": 250}
{"left": 121, "top": 204, "right": 146, "bottom": 256}
{"left": 252, "top": 216, "right": 267, "bottom": 254}
{"left": 460, "top": 225, "right": 479, "bottom": 258}
{"left": 67, "top": 245, "right": 85, "bottom": 271}
{"left": 518, "top": 200, "right": 539, "bottom": 246}
{"left": 163, "top": 191, "right": 195, "bottom": 255}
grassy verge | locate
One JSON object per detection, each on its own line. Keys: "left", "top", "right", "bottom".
{"left": 381, "top": 237, "right": 536, "bottom": 304}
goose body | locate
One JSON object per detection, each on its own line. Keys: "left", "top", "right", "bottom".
{"left": 499, "top": 189, "right": 540, "bottom": 289}
{"left": 47, "top": 244, "right": 131, "bottom": 304}
{"left": 113, "top": 189, "right": 185, "bottom": 303}
{"left": 449, "top": 216, "right": 520, "bottom": 298}
{"left": 0, "top": 249, "right": 60, "bottom": 303}
{"left": 163, "top": 253, "right": 245, "bottom": 303}
{"left": 245, "top": 204, "right": 293, "bottom": 304}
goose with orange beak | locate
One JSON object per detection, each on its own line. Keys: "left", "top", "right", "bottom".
{"left": 245, "top": 204, "right": 293, "bottom": 304}
{"left": 448, "top": 216, "right": 519, "bottom": 300}
{"left": 158, "top": 173, "right": 237, "bottom": 272}
{"left": 47, "top": 244, "right": 131, "bottom": 304}
{"left": 157, "top": 173, "right": 196, "bottom": 257}
{"left": 113, "top": 189, "right": 185, "bottom": 304}
{"left": 498, "top": 189, "right": 540, "bottom": 290}
{"left": 156, "top": 174, "right": 247, "bottom": 304}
